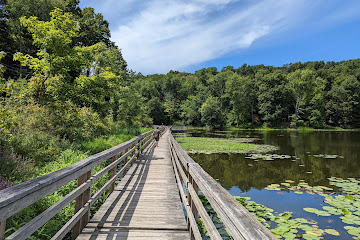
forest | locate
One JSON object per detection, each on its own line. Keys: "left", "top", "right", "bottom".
{"left": 135, "top": 60, "right": 360, "bottom": 129}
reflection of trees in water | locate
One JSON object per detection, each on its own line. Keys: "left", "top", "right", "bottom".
{"left": 190, "top": 131, "right": 360, "bottom": 192}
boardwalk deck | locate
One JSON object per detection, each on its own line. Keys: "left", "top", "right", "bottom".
{"left": 77, "top": 130, "right": 190, "bottom": 240}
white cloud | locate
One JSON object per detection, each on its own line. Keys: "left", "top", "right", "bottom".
{"left": 106, "top": 0, "right": 359, "bottom": 74}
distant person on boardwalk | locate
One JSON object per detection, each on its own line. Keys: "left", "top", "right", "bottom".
{"left": 152, "top": 126, "right": 162, "bottom": 147}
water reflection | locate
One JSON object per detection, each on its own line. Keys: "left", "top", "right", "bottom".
{"left": 178, "top": 130, "right": 360, "bottom": 239}
{"left": 186, "top": 130, "right": 360, "bottom": 192}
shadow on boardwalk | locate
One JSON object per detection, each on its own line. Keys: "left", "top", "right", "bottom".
{"left": 77, "top": 130, "right": 189, "bottom": 240}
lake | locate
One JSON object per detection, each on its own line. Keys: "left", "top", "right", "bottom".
{"left": 178, "top": 130, "right": 360, "bottom": 239}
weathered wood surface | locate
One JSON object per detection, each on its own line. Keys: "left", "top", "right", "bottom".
{"left": 77, "top": 130, "right": 189, "bottom": 240}
{"left": 169, "top": 133, "right": 277, "bottom": 240}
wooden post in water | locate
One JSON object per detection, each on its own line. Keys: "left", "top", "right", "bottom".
{"left": 110, "top": 154, "right": 118, "bottom": 194}
{"left": 72, "top": 170, "right": 92, "bottom": 239}
{"left": 0, "top": 220, "right": 6, "bottom": 240}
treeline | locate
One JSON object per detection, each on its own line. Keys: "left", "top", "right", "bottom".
{"left": 131, "top": 60, "right": 360, "bottom": 129}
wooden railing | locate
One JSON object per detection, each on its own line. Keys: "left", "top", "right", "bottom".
{"left": 0, "top": 129, "right": 155, "bottom": 240}
{"left": 168, "top": 132, "right": 277, "bottom": 240}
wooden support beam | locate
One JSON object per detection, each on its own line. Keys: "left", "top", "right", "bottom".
{"left": 123, "top": 148, "right": 129, "bottom": 177}
{"left": 109, "top": 154, "right": 117, "bottom": 194}
{"left": 187, "top": 174, "right": 199, "bottom": 240}
{"left": 0, "top": 220, "right": 6, "bottom": 240}
{"left": 71, "top": 170, "right": 92, "bottom": 239}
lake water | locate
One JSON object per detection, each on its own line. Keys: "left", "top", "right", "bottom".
{"left": 180, "top": 130, "right": 360, "bottom": 239}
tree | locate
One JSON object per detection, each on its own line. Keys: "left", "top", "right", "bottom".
{"left": 14, "top": 8, "right": 107, "bottom": 82}
{"left": 73, "top": 7, "right": 113, "bottom": 47}
{"left": 147, "top": 97, "right": 167, "bottom": 125}
{"left": 200, "top": 96, "right": 225, "bottom": 129}
{"left": 181, "top": 95, "right": 202, "bottom": 125}
{"left": 257, "top": 70, "right": 293, "bottom": 126}
{"left": 288, "top": 69, "right": 316, "bottom": 127}
{"left": 116, "top": 86, "right": 150, "bottom": 126}
{"left": 225, "top": 74, "right": 256, "bottom": 126}
{"left": 326, "top": 75, "right": 360, "bottom": 127}
{"left": 95, "top": 46, "right": 127, "bottom": 77}
{"left": 206, "top": 70, "right": 232, "bottom": 113}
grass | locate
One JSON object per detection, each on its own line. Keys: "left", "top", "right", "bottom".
{"left": 176, "top": 137, "right": 277, "bottom": 154}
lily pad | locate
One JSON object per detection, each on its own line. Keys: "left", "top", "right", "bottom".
{"left": 344, "top": 226, "right": 360, "bottom": 236}
{"left": 314, "top": 210, "right": 331, "bottom": 216}
{"left": 303, "top": 208, "right": 319, "bottom": 213}
{"left": 324, "top": 229, "right": 340, "bottom": 236}
{"left": 302, "top": 233, "right": 320, "bottom": 240}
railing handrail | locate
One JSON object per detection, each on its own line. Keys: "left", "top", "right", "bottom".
{"left": 0, "top": 128, "right": 159, "bottom": 240}
{"left": 169, "top": 133, "right": 277, "bottom": 240}
{"left": 0, "top": 130, "right": 152, "bottom": 221}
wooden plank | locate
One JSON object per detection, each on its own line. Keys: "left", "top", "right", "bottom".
{"left": 187, "top": 184, "right": 222, "bottom": 240}
{"left": 169, "top": 135, "right": 195, "bottom": 170}
{"left": 72, "top": 170, "right": 92, "bottom": 239}
{"left": 77, "top": 228, "right": 189, "bottom": 240}
{"left": 77, "top": 130, "right": 189, "bottom": 239}
{"left": 51, "top": 203, "right": 90, "bottom": 240}
{"left": 6, "top": 180, "right": 92, "bottom": 240}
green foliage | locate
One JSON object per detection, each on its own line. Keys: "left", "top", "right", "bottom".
{"left": 200, "top": 96, "right": 225, "bottom": 129}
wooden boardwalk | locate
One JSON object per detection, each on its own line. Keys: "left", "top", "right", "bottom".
{"left": 77, "top": 130, "right": 190, "bottom": 240}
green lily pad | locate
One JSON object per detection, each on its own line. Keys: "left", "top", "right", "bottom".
{"left": 283, "top": 232, "right": 296, "bottom": 239}
{"left": 302, "top": 233, "right": 320, "bottom": 240}
{"left": 295, "top": 218, "right": 309, "bottom": 223}
{"left": 314, "top": 210, "right": 331, "bottom": 216}
{"left": 281, "top": 182, "right": 291, "bottom": 186}
{"left": 303, "top": 208, "right": 319, "bottom": 213}
{"left": 324, "top": 229, "right": 340, "bottom": 236}
{"left": 344, "top": 226, "right": 360, "bottom": 236}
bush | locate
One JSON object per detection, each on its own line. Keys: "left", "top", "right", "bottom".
{"left": 11, "top": 132, "right": 62, "bottom": 165}
{"left": 51, "top": 101, "right": 112, "bottom": 142}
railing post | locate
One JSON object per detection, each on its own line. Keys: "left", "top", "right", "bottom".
{"left": 188, "top": 174, "right": 199, "bottom": 221}
{"left": 0, "top": 220, "right": 6, "bottom": 240}
{"left": 71, "top": 170, "right": 92, "bottom": 239}
{"left": 137, "top": 138, "right": 143, "bottom": 157}
{"left": 187, "top": 172, "right": 199, "bottom": 239}
{"left": 109, "top": 154, "right": 118, "bottom": 194}
{"left": 122, "top": 148, "right": 129, "bottom": 177}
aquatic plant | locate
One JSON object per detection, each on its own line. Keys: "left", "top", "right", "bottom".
{"left": 265, "top": 177, "right": 360, "bottom": 238}
{"left": 245, "top": 154, "right": 292, "bottom": 161}
{"left": 177, "top": 137, "right": 278, "bottom": 154}
{"left": 234, "top": 196, "right": 340, "bottom": 239}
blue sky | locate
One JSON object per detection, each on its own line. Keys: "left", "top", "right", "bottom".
{"left": 79, "top": 0, "right": 360, "bottom": 75}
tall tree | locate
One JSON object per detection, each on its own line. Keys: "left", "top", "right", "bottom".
{"left": 257, "top": 70, "right": 293, "bottom": 126}
{"left": 73, "top": 7, "right": 113, "bottom": 47}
